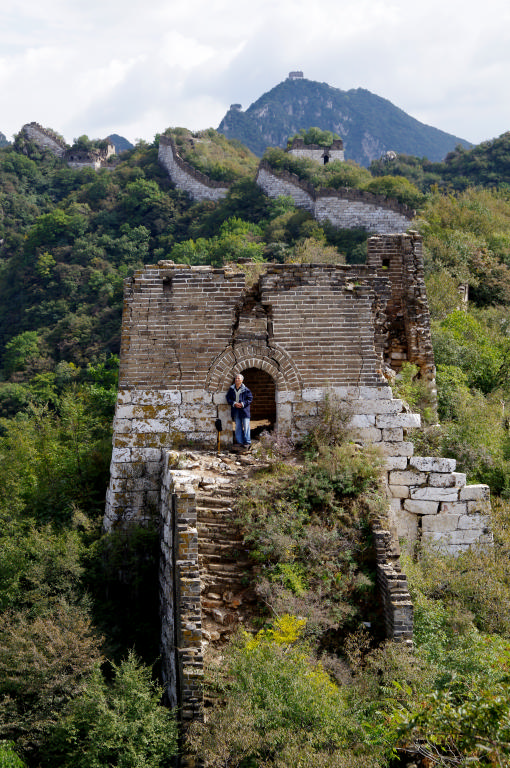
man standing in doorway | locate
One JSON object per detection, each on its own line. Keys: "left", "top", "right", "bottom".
{"left": 226, "top": 373, "right": 253, "bottom": 450}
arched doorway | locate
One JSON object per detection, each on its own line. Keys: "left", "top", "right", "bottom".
{"left": 242, "top": 367, "right": 276, "bottom": 436}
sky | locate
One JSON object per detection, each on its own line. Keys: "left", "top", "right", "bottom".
{"left": 2, "top": 0, "right": 510, "bottom": 148}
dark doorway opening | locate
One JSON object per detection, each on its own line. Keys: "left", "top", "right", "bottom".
{"left": 323, "top": 154, "right": 329, "bottom": 164}
{"left": 242, "top": 367, "right": 276, "bottom": 437}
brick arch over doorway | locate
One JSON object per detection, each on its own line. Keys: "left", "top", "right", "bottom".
{"left": 206, "top": 342, "right": 302, "bottom": 394}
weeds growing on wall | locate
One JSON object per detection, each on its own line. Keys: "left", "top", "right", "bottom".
{"left": 234, "top": 400, "right": 386, "bottom": 645}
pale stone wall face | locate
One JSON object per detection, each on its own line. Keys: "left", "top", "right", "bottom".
{"left": 22, "top": 123, "right": 66, "bottom": 157}
{"left": 256, "top": 166, "right": 315, "bottom": 211}
{"left": 158, "top": 137, "right": 229, "bottom": 202}
{"left": 314, "top": 197, "right": 411, "bottom": 234}
{"left": 255, "top": 163, "right": 414, "bottom": 235}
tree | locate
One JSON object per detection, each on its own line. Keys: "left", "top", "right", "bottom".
{"left": 46, "top": 652, "right": 178, "bottom": 768}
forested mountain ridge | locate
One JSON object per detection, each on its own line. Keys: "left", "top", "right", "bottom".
{"left": 370, "top": 130, "right": 510, "bottom": 192}
{"left": 2, "top": 126, "right": 510, "bottom": 767}
{"left": 217, "top": 76, "right": 471, "bottom": 165}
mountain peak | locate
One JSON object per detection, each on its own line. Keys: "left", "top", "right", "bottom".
{"left": 218, "top": 77, "right": 470, "bottom": 166}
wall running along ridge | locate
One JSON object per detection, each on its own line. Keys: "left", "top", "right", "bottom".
{"left": 256, "top": 162, "right": 414, "bottom": 234}
{"left": 158, "top": 136, "right": 229, "bottom": 202}
{"left": 156, "top": 139, "right": 414, "bottom": 234}
{"left": 22, "top": 122, "right": 67, "bottom": 157}
{"left": 21, "top": 123, "right": 115, "bottom": 169}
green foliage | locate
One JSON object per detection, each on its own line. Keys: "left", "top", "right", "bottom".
{"left": 84, "top": 527, "right": 161, "bottom": 661}
{"left": 2, "top": 332, "right": 42, "bottom": 379}
{"left": 361, "top": 175, "right": 424, "bottom": 209}
{"left": 391, "top": 362, "right": 436, "bottom": 425}
{"left": 419, "top": 187, "right": 510, "bottom": 305}
{"left": 288, "top": 127, "right": 342, "bottom": 147}
{"left": 236, "top": 412, "right": 384, "bottom": 640}
{"left": 165, "top": 127, "right": 258, "bottom": 182}
{"left": 432, "top": 310, "right": 504, "bottom": 393}
{"left": 46, "top": 652, "right": 178, "bottom": 768}
{"left": 0, "top": 392, "right": 112, "bottom": 524}
{"left": 391, "top": 527, "right": 510, "bottom": 764}
{"left": 190, "top": 616, "right": 388, "bottom": 768}
{"left": 0, "top": 516, "right": 85, "bottom": 613}
{"left": 0, "top": 742, "right": 26, "bottom": 768}
{"left": 0, "top": 604, "right": 102, "bottom": 757}
{"left": 170, "top": 216, "right": 265, "bottom": 266}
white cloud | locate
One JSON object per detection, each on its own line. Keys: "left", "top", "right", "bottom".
{"left": 1, "top": 0, "right": 510, "bottom": 146}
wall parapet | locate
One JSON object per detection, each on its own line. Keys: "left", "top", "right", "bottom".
{"left": 373, "top": 527, "right": 413, "bottom": 644}
{"left": 160, "top": 456, "right": 204, "bottom": 721}
{"left": 255, "top": 162, "right": 414, "bottom": 234}
{"left": 158, "top": 136, "right": 229, "bottom": 202}
{"left": 22, "top": 122, "right": 67, "bottom": 157}
{"left": 256, "top": 160, "right": 414, "bottom": 217}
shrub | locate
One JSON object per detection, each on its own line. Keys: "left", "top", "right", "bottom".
{"left": 45, "top": 652, "right": 178, "bottom": 768}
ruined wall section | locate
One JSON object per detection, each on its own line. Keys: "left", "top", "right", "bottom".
{"left": 106, "top": 262, "right": 392, "bottom": 527}
{"left": 256, "top": 165, "right": 315, "bottom": 211}
{"left": 256, "top": 161, "right": 414, "bottom": 234}
{"left": 22, "top": 122, "right": 67, "bottom": 157}
{"left": 160, "top": 458, "right": 203, "bottom": 721}
{"left": 367, "top": 233, "right": 436, "bottom": 389}
{"left": 288, "top": 138, "right": 345, "bottom": 163}
{"left": 298, "top": 385, "right": 492, "bottom": 555}
{"left": 158, "top": 136, "right": 229, "bottom": 202}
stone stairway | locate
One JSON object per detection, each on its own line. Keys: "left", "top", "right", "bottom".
{"left": 196, "top": 483, "right": 258, "bottom": 644}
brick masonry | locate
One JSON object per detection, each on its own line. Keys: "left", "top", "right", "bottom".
{"left": 158, "top": 136, "right": 229, "bottom": 202}
{"left": 105, "top": 232, "right": 492, "bottom": 722}
{"left": 256, "top": 163, "right": 414, "bottom": 234}
{"left": 105, "top": 233, "right": 488, "bottom": 556}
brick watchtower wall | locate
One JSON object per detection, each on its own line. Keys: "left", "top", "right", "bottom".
{"left": 105, "top": 234, "right": 492, "bottom": 726}
{"left": 367, "top": 232, "right": 436, "bottom": 391}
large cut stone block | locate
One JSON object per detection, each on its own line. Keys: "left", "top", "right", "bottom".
{"left": 389, "top": 485, "right": 410, "bottom": 499}
{"left": 385, "top": 456, "right": 409, "bottom": 470}
{"left": 457, "top": 514, "right": 490, "bottom": 531}
{"left": 389, "top": 470, "right": 428, "bottom": 486}
{"left": 409, "top": 457, "right": 456, "bottom": 473}
{"left": 422, "top": 514, "right": 459, "bottom": 532}
{"left": 376, "top": 413, "right": 421, "bottom": 429}
{"left": 429, "top": 472, "right": 466, "bottom": 488}
{"left": 403, "top": 499, "right": 439, "bottom": 515}
{"left": 410, "top": 486, "right": 459, "bottom": 502}
{"left": 459, "top": 484, "right": 490, "bottom": 501}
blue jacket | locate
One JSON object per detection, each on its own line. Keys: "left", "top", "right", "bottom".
{"left": 226, "top": 383, "right": 253, "bottom": 419}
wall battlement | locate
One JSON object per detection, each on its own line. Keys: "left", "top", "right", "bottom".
{"left": 158, "top": 136, "right": 229, "bottom": 202}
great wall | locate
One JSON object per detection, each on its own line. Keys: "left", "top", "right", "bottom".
{"left": 157, "top": 135, "right": 414, "bottom": 233}
{"left": 18, "top": 118, "right": 493, "bottom": 728}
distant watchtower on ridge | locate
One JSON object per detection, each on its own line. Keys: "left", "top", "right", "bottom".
{"left": 287, "top": 135, "right": 345, "bottom": 164}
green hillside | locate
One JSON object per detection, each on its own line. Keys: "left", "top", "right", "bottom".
{"left": 164, "top": 126, "right": 259, "bottom": 182}
{"left": 218, "top": 77, "right": 471, "bottom": 166}
{"left": 370, "top": 130, "right": 510, "bottom": 191}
